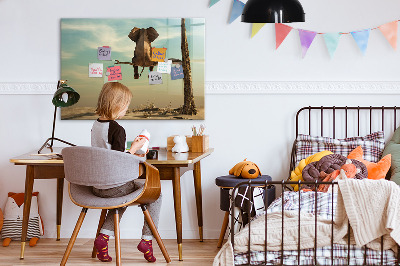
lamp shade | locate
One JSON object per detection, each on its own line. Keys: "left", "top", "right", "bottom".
{"left": 241, "top": 0, "right": 305, "bottom": 23}
{"left": 52, "top": 83, "right": 80, "bottom": 108}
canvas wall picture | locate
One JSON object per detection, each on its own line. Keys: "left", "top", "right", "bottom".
{"left": 61, "top": 18, "right": 205, "bottom": 120}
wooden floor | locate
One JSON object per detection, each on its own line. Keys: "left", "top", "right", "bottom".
{"left": 0, "top": 239, "right": 222, "bottom": 265}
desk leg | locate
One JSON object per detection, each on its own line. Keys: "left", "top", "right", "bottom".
{"left": 193, "top": 161, "right": 203, "bottom": 242}
{"left": 20, "top": 165, "right": 35, "bottom": 259}
{"left": 56, "top": 178, "right": 64, "bottom": 241}
{"left": 172, "top": 167, "right": 183, "bottom": 261}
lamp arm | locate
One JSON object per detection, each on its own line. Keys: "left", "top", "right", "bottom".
{"left": 50, "top": 105, "right": 57, "bottom": 148}
{"left": 37, "top": 103, "right": 75, "bottom": 154}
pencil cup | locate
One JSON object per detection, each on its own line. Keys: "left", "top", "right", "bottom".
{"left": 191, "top": 135, "right": 209, "bottom": 153}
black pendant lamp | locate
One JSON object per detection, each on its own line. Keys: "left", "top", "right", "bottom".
{"left": 242, "top": 0, "right": 305, "bottom": 23}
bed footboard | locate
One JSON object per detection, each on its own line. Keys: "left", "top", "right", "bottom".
{"left": 230, "top": 180, "right": 400, "bottom": 266}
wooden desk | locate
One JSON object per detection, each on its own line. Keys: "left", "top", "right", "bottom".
{"left": 10, "top": 147, "right": 213, "bottom": 261}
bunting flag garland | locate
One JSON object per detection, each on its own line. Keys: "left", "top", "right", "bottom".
{"left": 207, "top": 3, "right": 400, "bottom": 58}
{"left": 351, "top": 29, "right": 370, "bottom": 55}
{"left": 251, "top": 23, "right": 266, "bottom": 38}
{"left": 298, "top": 29, "right": 317, "bottom": 58}
{"left": 209, "top": 0, "right": 220, "bottom": 7}
{"left": 275, "top": 23, "right": 293, "bottom": 49}
{"left": 229, "top": 0, "right": 245, "bottom": 24}
{"left": 378, "top": 21, "right": 398, "bottom": 50}
{"left": 323, "top": 33, "right": 341, "bottom": 58}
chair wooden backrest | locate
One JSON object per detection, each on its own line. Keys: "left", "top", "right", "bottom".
{"left": 135, "top": 162, "right": 161, "bottom": 205}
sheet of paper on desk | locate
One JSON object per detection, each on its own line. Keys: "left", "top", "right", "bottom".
{"left": 97, "top": 46, "right": 111, "bottom": 60}
{"left": 157, "top": 60, "right": 172, "bottom": 74}
{"left": 31, "top": 153, "right": 63, "bottom": 159}
{"left": 149, "top": 71, "right": 163, "bottom": 85}
{"left": 89, "top": 63, "right": 103, "bottom": 77}
{"left": 107, "top": 65, "right": 122, "bottom": 81}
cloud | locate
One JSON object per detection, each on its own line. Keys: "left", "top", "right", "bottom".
{"left": 61, "top": 65, "right": 91, "bottom": 82}
{"left": 62, "top": 21, "right": 134, "bottom": 56}
{"left": 61, "top": 19, "right": 205, "bottom": 61}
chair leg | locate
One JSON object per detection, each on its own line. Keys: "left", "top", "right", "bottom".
{"left": 217, "top": 211, "right": 230, "bottom": 248}
{"left": 141, "top": 205, "right": 171, "bottom": 263}
{"left": 92, "top": 209, "right": 108, "bottom": 258}
{"left": 60, "top": 208, "right": 88, "bottom": 266}
{"left": 114, "top": 209, "right": 121, "bottom": 266}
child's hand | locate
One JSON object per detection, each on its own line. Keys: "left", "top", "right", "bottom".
{"left": 129, "top": 137, "right": 147, "bottom": 155}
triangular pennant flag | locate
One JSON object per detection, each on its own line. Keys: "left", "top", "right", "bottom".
{"left": 275, "top": 23, "right": 293, "bottom": 49}
{"left": 229, "top": 0, "right": 245, "bottom": 24}
{"left": 323, "top": 33, "right": 341, "bottom": 58}
{"left": 251, "top": 23, "right": 266, "bottom": 38}
{"left": 209, "top": 0, "right": 220, "bottom": 7}
{"left": 298, "top": 29, "right": 317, "bottom": 58}
{"left": 351, "top": 29, "right": 370, "bottom": 55}
{"left": 378, "top": 21, "right": 398, "bottom": 50}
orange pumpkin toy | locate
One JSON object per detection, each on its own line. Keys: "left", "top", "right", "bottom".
{"left": 229, "top": 159, "right": 261, "bottom": 179}
{"left": 347, "top": 146, "right": 391, "bottom": 180}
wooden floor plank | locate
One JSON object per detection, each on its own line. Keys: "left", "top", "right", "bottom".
{"left": 0, "top": 239, "right": 222, "bottom": 265}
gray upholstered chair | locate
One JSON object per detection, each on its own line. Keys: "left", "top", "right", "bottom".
{"left": 60, "top": 146, "right": 171, "bottom": 265}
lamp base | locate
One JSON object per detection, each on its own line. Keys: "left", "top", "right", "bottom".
{"left": 38, "top": 137, "right": 76, "bottom": 154}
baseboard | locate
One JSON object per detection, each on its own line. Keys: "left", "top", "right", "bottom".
{"left": 1, "top": 81, "right": 400, "bottom": 94}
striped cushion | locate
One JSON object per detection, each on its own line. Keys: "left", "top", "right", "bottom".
{"left": 1, "top": 217, "right": 40, "bottom": 240}
{"left": 295, "top": 131, "right": 385, "bottom": 167}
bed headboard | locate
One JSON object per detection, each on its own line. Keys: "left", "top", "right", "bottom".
{"left": 290, "top": 106, "right": 400, "bottom": 179}
{"left": 295, "top": 106, "right": 400, "bottom": 138}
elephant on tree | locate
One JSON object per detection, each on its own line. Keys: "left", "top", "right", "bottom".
{"left": 115, "top": 27, "right": 159, "bottom": 79}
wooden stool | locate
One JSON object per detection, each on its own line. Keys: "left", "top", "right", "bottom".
{"left": 215, "top": 175, "right": 275, "bottom": 248}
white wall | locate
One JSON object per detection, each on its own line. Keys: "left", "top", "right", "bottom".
{"left": 1, "top": 0, "right": 400, "bottom": 240}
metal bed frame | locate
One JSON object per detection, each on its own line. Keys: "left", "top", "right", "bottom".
{"left": 230, "top": 106, "right": 400, "bottom": 266}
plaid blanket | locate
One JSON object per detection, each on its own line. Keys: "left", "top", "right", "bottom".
{"left": 234, "top": 191, "right": 397, "bottom": 265}
{"left": 234, "top": 244, "right": 397, "bottom": 265}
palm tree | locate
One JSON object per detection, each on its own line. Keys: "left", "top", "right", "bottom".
{"left": 180, "top": 18, "right": 197, "bottom": 115}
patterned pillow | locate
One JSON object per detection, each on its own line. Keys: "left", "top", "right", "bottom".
{"left": 294, "top": 131, "right": 385, "bottom": 166}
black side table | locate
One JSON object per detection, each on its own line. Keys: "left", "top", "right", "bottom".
{"left": 215, "top": 175, "right": 275, "bottom": 248}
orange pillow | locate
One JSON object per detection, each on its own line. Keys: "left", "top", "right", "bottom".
{"left": 347, "top": 146, "right": 391, "bottom": 180}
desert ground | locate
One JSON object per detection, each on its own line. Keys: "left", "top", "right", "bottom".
{"left": 61, "top": 106, "right": 205, "bottom": 120}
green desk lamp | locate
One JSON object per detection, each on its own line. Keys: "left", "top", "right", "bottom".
{"left": 38, "top": 80, "right": 80, "bottom": 154}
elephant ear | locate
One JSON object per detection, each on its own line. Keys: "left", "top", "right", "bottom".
{"left": 146, "top": 27, "right": 159, "bottom": 42}
{"left": 128, "top": 27, "right": 141, "bottom": 42}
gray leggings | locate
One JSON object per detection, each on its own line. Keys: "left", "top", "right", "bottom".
{"left": 92, "top": 179, "right": 162, "bottom": 240}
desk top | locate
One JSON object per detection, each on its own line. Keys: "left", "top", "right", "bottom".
{"left": 10, "top": 147, "right": 214, "bottom": 166}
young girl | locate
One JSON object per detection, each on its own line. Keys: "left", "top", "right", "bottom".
{"left": 91, "top": 82, "right": 162, "bottom": 263}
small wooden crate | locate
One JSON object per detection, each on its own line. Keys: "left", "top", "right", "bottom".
{"left": 167, "top": 136, "right": 192, "bottom": 151}
{"left": 191, "top": 135, "right": 209, "bottom": 153}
